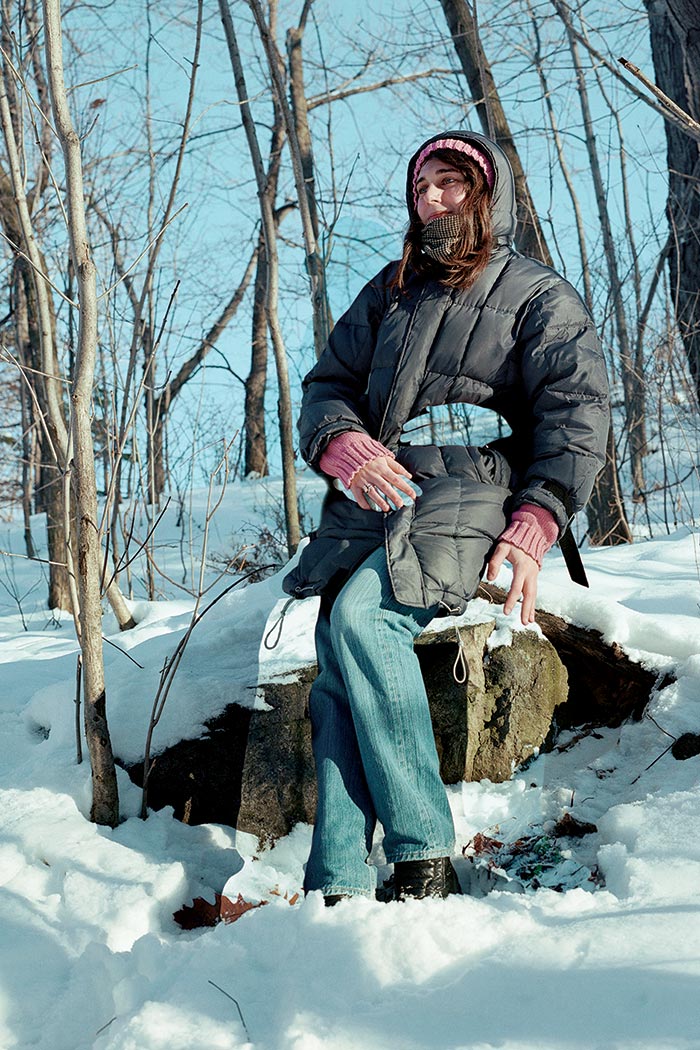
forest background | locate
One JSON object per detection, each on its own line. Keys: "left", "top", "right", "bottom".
{"left": 0, "top": 0, "right": 698, "bottom": 826}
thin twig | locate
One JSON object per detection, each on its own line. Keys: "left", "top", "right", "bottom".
{"left": 630, "top": 741, "right": 675, "bottom": 784}
{"left": 139, "top": 565, "right": 275, "bottom": 818}
{"left": 619, "top": 56, "right": 700, "bottom": 141}
{"left": 97, "top": 203, "right": 189, "bottom": 300}
{"left": 94, "top": 1016, "right": 117, "bottom": 1037}
{"left": 0, "top": 229, "right": 79, "bottom": 306}
{"left": 0, "top": 548, "right": 67, "bottom": 567}
{"left": 102, "top": 635, "right": 144, "bottom": 669}
{"left": 207, "top": 981, "right": 251, "bottom": 1041}
{"left": 101, "top": 499, "right": 171, "bottom": 594}
{"left": 644, "top": 711, "right": 677, "bottom": 741}
{"left": 68, "top": 64, "right": 138, "bottom": 95}
{"left": 307, "top": 67, "right": 459, "bottom": 110}
{"left": 74, "top": 654, "right": 83, "bottom": 765}
{"left": 546, "top": 3, "right": 700, "bottom": 141}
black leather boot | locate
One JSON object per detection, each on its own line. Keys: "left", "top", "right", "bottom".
{"left": 394, "top": 857, "right": 462, "bottom": 901}
{"left": 323, "top": 894, "right": 350, "bottom": 907}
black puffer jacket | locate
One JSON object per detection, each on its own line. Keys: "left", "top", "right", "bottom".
{"left": 283, "top": 131, "right": 609, "bottom": 613}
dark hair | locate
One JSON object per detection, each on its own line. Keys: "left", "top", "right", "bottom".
{"left": 392, "top": 148, "right": 494, "bottom": 292}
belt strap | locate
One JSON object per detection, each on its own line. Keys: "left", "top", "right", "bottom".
{"left": 559, "top": 526, "right": 589, "bottom": 588}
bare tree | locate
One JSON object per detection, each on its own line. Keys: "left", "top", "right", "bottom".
{"left": 286, "top": 0, "right": 332, "bottom": 357}
{"left": 434, "top": 0, "right": 632, "bottom": 545}
{"left": 219, "top": 0, "right": 301, "bottom": 555}
{"left": 244, "top": 118, "right": 291, "bottom": 479}
{"left": 645, "top": 0, "right": 700, "bottom": 402}
{"left": 437, "top": 0, "right": 553, "bottom": 265}
{"left": 151, "top": 247, "right": 258, "bottom": 497}
{"left": 0, "top": 2, "right": 72, "bottom": 609}
{"left": 43, "top": 0, "right": 118, "bottom": 825}
{"left": 553, "top": 0, "right": 646, "bottom": 504}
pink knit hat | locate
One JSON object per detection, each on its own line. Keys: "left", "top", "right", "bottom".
{"left": 412, "top": 137, "right": 495, "bottom": 205}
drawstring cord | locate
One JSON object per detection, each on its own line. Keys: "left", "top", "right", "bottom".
{"left": 263, "top": 596, "right": 296, "bottom": 651}
{"left": 452, "top": 625, "right": 469, "bottom": 684}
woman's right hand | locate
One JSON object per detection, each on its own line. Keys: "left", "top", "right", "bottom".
{"left": 349, "top": 456, "right": 417, "bottom": 512}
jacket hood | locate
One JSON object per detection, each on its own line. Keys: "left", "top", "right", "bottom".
{"left": 406, "top": 130, "right": 517, "bottom": 243}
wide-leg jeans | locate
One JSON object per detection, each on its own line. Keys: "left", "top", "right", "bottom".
{"left": 303, "top": 546, "right": 456, "bottom": 897}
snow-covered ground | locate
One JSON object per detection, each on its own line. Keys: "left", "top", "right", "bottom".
{"left": 1, "top": 475, "right": 700, "bottom": 1050}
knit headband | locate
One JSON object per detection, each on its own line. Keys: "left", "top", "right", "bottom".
{"left": 412, "top": 138, "right": 495, "bottom": 206}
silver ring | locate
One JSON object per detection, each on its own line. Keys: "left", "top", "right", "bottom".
{"left": 363, "top": 483, "right": 373, "bottom": 495}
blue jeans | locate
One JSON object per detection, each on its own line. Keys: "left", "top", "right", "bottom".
{"left": 303, "top": 546, "right": 456, "bottom": 897}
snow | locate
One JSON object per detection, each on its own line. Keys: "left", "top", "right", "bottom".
{"left": 1, "top": 475, "right": 700, "bottom": 1049}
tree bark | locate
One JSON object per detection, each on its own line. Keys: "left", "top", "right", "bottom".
{"left": 0, "top": 41, "right": 73, "bottom": 609}
{"left": 645, "top": 0, "right": 700, "bottom": 401}
{"left": 245, "top": 229, "right": 270, "bottom": 477}
{"left": 586, "top": 424, "right": 634, "bottom": 545}
{"left": 287, "top": 9, "right": 332, "bottom": 357}
{"left": 43, "top": 0, "right": 119, "bottom": 826}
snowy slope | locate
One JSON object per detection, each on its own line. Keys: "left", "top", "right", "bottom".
{"left": 1, "top": 476, "right": 699, "bottom": 1050}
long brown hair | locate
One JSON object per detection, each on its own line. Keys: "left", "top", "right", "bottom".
{"left": 392, "top": 148, "right": 494, "bottom": 292}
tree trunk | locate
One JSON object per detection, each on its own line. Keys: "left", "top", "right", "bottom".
{"left": 553, "top": 0, "right": 646, "bottom": 503}
{"left": 438, "top": 0, "right": 631, "bottom": 544}
{"left": 43, "top": 0, "right": 119, "bottom": 826}
{"left": 645, "top": 0, "right": 700, "bottom": 400}
{"left": 14, "top": 263, "right": 37, "bottom": 559}
{"left": 243, "top": 111, "right": 290, "bottom": 480}
{"left": 0, "top": 159, "right": 73, "bottom": 606}
{"left": 586, "top": 422, "right": 634, "bottom": 545}
{"left": 287, "top": 15, "right": 332, "bottom": 358}
{"left": 246, "top": 0, "right": 329, "bottom": 365}
{"left": 245, "top": 229, "right": 270, "bottom": 477}
{"left": 437, "top": 0, "right": 553, "bottom": 265}
{"left": 220, "top": 0, "right": 300, "bottom": 555}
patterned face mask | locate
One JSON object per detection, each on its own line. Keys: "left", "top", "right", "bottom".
{"left": 420, "top": 212, "right": 465, "bottom": 261}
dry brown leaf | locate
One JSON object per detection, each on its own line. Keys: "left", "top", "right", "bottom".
{"left": 173, "top": 893, "right": 267, "bottom": 930}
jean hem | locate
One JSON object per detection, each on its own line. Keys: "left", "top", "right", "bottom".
{"left": 386, "top": 846, "right": 455, "bottom": 864}
{"left": 305, "top": 886, "right": 374, "bottom": 899}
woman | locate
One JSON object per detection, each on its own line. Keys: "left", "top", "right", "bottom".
{"left": 283, "top": 131, "right": 609, "bottom": 903}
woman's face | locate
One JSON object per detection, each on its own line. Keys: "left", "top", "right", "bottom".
{"left": 415, "top": 157, "right": 467, "bottom": 225}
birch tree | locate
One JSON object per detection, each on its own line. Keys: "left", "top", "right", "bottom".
{"left": 43, "top": 0, "right": 118, "bottom": 826}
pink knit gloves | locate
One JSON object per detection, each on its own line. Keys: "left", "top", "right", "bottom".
{"left": 498, "top": 503, "right": 559, "bottom": 567}
{"left": 318, "top": 431, "right": 559, "bottom": 566}
{"left": 318, "top": 431, "right": 395, "bottom": 488}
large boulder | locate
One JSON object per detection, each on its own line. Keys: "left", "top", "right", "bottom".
{"left": 417, "top": 622, "right": 568, "bottom": 783}
{"left": 124, "top": 619, "right": 567, "bottom": 845}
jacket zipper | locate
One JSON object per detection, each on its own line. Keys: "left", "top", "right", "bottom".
{"left": 377, "top": 285, "right": 430, "bottom": 447}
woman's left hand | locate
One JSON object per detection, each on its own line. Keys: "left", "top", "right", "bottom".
{"left": 486, "top": 542, "right": 540, "bottom": 625}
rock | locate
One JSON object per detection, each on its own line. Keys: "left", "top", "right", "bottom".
{"left": 415, "top": 623, "right": 568, "bottom": 783}
{"left": 671, "top": 733, "right": 700, "bottom": 761}
{"left": 122, "top": 619, "right": 568, "bottom": 846}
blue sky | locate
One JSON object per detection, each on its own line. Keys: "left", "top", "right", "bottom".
{"left": 48, "top": 0, "right": 669, "bottom": 483}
